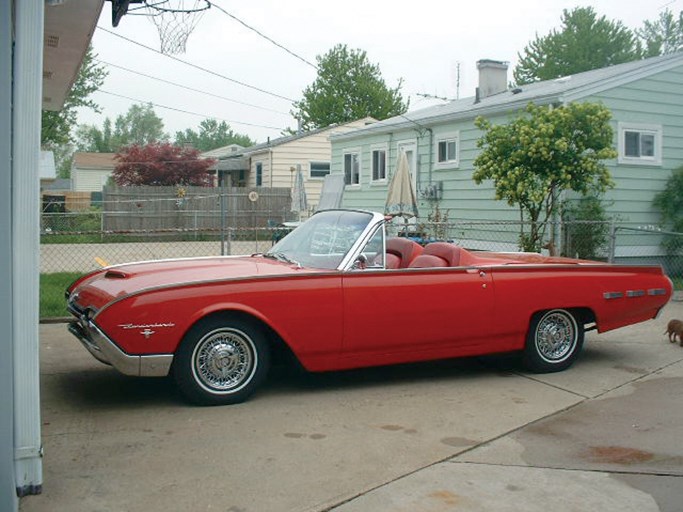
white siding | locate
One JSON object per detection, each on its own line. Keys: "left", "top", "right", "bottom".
{"left": 249, "top": 153, "right": 270, "bottom": 188}
{"left": 257, "top": 119, "right": 373, "bottom": 209}
{"left": 72, "top": 168, "right": 112, "bottom": 192}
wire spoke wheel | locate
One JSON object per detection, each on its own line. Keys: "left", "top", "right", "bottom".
{"left": 535, "top": 311, "right": 577, "bottom": 362}
{"left": 193, "top": 328, "right": 256, "bottom": 393}
{"left": 174, "top": 317, "right": 270, "bottom": 405}
{"left": 523, "top": 309, "right": 584, "bottom": 373}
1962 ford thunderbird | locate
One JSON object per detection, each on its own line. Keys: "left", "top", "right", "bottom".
{"left": 66, "top": 209, "right": 673, "bottom": 405}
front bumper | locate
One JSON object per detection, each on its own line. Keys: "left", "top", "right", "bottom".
{"left": 68, "top": 319, "right": 173, "bottom": 377}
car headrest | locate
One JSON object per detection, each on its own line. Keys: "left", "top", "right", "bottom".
{"left": 385, "top": 253, "right": 401, "bottom": 269}
{"left": 386, "top": 238, "right": 424, "bottom": 268}
{"left": 408, "top": 254, "right": 450, "bottom": 268}
{"left": 422, "top": 242, "right": 461, "bottom": 267}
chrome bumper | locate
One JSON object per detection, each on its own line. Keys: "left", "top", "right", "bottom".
{"left": 68, "top": 320, "right": 173, "bottom": 377}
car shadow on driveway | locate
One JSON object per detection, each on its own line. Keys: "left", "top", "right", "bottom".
{"left": 42, "top": 369, "right": 182, "bottom": 410}
{"left": 44, "top": 353, "right": 529, "bottom": 409}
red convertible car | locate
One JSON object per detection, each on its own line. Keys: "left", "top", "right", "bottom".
{"left": 67, "top": 209, "right": 673, "bottom": 405}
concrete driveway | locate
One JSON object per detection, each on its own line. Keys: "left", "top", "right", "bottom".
{"left": 21, "top": 300, "right": 683, "bottom": 512}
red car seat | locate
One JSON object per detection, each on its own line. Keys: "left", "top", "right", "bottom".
{"left": 385, "top": 238, "right": 424, "bottom": 268}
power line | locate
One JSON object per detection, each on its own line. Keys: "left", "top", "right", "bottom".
{"left": 95, "top": 59, "right": 290, "bottom": 116}
{"left": 415, "top": 93, "right": 452, "bottom": 102}
{"left": 658, "top": 0, "right": 677, "bottom": 9}
{"left": 96, "top": 89, "right": 284, "bottom": 131}
{"left": 210, "top": 2, "right": 318, "bottom": 70}
{"left": 97, "top": 26, "right": 296, "bottom": 102}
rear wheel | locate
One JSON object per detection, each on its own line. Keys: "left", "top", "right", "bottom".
{"left": 523, "top": 309, "right": 583, "bottom": 373}
{"left": 173, "top": 317, "right": 270, "bottom": 405}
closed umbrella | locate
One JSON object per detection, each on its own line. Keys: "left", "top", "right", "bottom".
{"left": 291, "top": 167, "right": 308, "bottom": 221}
{"left": 385, "top": 151, "right": 418, "bottom": 232}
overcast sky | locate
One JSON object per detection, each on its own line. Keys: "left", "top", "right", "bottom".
{"left": 77, "top": 0, "right": 682, "bottom": 144}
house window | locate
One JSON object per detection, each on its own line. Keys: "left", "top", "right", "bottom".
{"left": 255, "top": 162, "right": 263, "bottom": 186}
{"left": 371, "top": 149, "right": 386, "bottom": 182}
{"left": 310, "top": 161, "right": 330, "bottom": 179}
{"left": 435, "top": 133, "right": 459, "bottom": 167}
{"left": 625, "top": 132, "right": 654, "bottom": 157}
{"left": 344, "top": 152, "right": 360, "bottom": 186}
{"left": 618, "top": 123, "right": 662, "bottom": 166}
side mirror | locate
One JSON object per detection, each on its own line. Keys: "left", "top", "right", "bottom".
{"left": 352, "top": 254, "right": 368, "bottom": 270}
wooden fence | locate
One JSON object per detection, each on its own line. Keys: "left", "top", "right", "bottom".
{"left": 102, "top": 185, "right": 293, "bottom": 231}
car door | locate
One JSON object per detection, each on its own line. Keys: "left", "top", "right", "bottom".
{"left": 340, "top": 267, "right": 494, "bottom": 364}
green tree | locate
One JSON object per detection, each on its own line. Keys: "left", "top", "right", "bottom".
{"left": 174, "top": 119, "right": 254, "bottom": 151}
{"left": 76, "top": 104, "right": 167, "bottom": 152}
{"left": 638, "top": 9, "right": 683, "bottom": 57}
{"left": 653, "top": 166, "right": 683, "bottom": 254}
{"left": 473, "top": 102, "right": 617, "bottom": 252}
{"left": 292, "top": 44, "right": 408, "bottom": 131}
{"left": 51, "top": 143, "right": 76, "bottom": 179}
{"left": 41, "top": 45, "right": 107, "bottom": 146}
{"left": 513, "top": 7, "right": 641, "bottom": 85}
{"left": 75, "top": 118, "right": 114, "bottom": 153}
{"left": 111, "top": 103, "right": 167, "bottom": 148}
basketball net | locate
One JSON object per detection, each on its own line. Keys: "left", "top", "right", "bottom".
{"left": 142, "top": 0, "right": 211, "bottom": 55}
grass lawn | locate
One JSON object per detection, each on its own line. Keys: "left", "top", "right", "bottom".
{"left": 40, "top": 272, "right": 82, "bottom": 318}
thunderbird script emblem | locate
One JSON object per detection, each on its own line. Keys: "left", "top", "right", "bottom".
{"left": 118, "top": 322, "right": 176, "bottom": 339}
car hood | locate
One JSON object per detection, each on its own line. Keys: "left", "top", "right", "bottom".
{"left": 69, "top": 255, "right": 317, "bottom": 312}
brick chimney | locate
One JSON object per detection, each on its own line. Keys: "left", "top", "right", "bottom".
{"left": 475, "top": 59, "right": 509, "bottom": 102}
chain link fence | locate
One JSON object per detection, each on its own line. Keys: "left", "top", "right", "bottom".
{"left": 408, "top": 219, "right": 682, "bottom": 287}
{"left": 40, "top": 210, "right": 682, "bottom": 289}
{"left": 41, "top": 211, "right": 295, "bottom": 273}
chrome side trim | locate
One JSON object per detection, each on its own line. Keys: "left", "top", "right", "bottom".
{"left": 68, "top": 320, "right": 173, "bottom": 377}
{"left": 603, "top": 291, "right": 624, "bottom": 300}
{"left": 648, "top": 288, "right": 668, "bottom": 296}
{"left": 626, "top": 290, "right": 645, "bottom": 298}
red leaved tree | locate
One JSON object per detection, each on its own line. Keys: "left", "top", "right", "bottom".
{"left": 113, "top": 142, "right": 216, "bottom": 186}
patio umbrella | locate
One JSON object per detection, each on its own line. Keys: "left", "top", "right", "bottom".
{"left": 291, "top": 166, "right": 308, "bottom": 221}
{"left": 385, "top": 151, "right": 418, "bottom": 230}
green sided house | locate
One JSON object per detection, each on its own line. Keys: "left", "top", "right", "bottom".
{"left": 329, "top": 53, "right": 683, "bottom": 259}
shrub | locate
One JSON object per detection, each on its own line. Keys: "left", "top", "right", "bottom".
{"left": 561, "top": 195, "right": 611, "bottom": 260}
{"left": 653, "top": 166, "right": 683, "bottom": 255}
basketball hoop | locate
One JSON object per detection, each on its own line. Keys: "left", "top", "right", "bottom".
{"left": 127, "top": 0, "right": 211, "bottom": 55}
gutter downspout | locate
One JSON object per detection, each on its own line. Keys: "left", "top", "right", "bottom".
{"left": 13, "top": 0, "right": 44, "bottom": 498}
{"left": 269, "top": 149, "right": 274, "bottom": 187}
{"left": 427, "top": 128, "right": 433, "bottom": 187}
{"left": 0, "top": 0, "right": 17, "bottom": 508}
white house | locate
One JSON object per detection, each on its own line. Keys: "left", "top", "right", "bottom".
{"left": 212, "top": 118, "right": 376, "bottom": 209}
{"left": 71, "top": 152, "right": 117, "bottom": 192}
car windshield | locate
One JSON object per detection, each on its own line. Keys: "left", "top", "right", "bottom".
{"left": 265, "top": 210, "right": 374, "bottom": 269}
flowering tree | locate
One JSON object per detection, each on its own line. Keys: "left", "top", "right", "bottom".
{"left": 113, "top": 142, "right": 215, "bottom": 186}
{"left": 473, "top": 102, "right": 617, "bottom": 252}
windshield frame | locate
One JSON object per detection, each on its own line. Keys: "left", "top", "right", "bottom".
{"left": 265, "top": 209, "right": 386, "bottom": 271}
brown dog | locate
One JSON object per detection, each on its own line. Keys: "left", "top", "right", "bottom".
{"left": 665, "top": 319, "right": 683, "bottom": 346}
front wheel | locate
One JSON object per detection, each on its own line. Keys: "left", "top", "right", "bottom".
{"left": 522, "top": 309, "right": 584, "bottom": 373}
{"left": 173, "top": 317, "right": 270, "bottom": 405}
